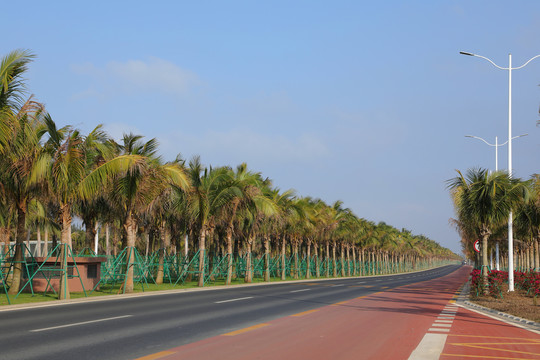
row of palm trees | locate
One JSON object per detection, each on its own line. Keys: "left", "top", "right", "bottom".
{"left": 0, "top": 49, "right": 458, "bottom": 299}
{"left": 448, "top": 168, "right": 540, "bottom": 292}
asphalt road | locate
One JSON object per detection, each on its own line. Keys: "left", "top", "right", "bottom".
{"left": 0, "top": 265, "right": 461, "bottom": 360}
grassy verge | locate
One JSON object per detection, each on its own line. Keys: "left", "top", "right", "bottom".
{"left": 0, "top": 275, "right": 322, "bottom": 306}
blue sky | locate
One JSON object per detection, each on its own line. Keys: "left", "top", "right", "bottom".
{"left": 3, "top": 1, "right": 540, "bottom": 254}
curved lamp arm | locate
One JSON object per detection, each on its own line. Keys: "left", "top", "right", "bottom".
{"left": 460, "top": 51, "right": 540, "bottom": 70}
{"left": 513, "top": 54, "right": 540, "bottom": 70}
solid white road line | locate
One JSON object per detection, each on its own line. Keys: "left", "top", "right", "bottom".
{"left": 428, "top": 328, "right": 450, "bottom": 332}
{"left": 215, "top": 296, "right": 254, "bottom": 304}
{"left": 30, "top": 315, "right": 133, "bottom": 332}
{"left": 290, "top": 289, "right": 311, "bottom": 293}
{"left": 431, "top": 323, "right": 452, "bottom": 328}
{"left": 408, "top": 333, "right": 447, "bottom": 360}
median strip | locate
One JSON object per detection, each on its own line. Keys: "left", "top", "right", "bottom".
{"left": 30, "top": 315, "right": 133, "bottom": 332}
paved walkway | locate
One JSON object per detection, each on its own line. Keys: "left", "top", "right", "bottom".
{"left": 135, "top": 266, "right": 540, "bottom": 360}
{"left": 440, "top": 301, "right": 540, "bottom": 359}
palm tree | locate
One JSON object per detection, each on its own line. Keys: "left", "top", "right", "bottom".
{"left": 514, "top": 176, "right": 540, "bottom": 272}
{"left": 0, "top": 49, "right": 48, "bottom": 295}
{"left": 34, "top": 121, "right": 149, "bottom": 298}
{"left": 0, "top": 49, "right": 35, "bottom": 151}
{"left": 448, "top": 168, "right": 529, "bottom": 293}
{"left": 105, "top": 133, "right": 189, "bottom": 293}
{"left": 186, "top": 158, "right": 235, "bottom": 287}
{"left": 1, "top": 100, "right": 47, "bottom": 295}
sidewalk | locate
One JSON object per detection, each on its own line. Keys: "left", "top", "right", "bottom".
{"left": 409, "top": 270, "right": 540, "bottom": 360}
{"left": 441, "top": 281, "right": 540, "bottom": 359}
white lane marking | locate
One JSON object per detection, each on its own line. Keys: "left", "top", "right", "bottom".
{"left": 428, "top": 328, "right": 450, "bottom": 332}
{"left": 215, "top": 296, "right": 254, "bottom": 304}
{"left": 356, "top": 281, "right": 366, "bottom": 284}
{"left": 331, "top": 284, "right": 345, "bottom": 287}
{"left": 431, "top": 323, "right": 452, "bottom": 328}
{"left": 30, "top": 315, "right": 132, "bottom": 332}
{"left": 408, "top": 333, "right": 447, "bottom": 360}
{"left": 290, "top": 289, "right": 311, "bottom": 293}
{"left": 434, "top": 320, "right": 453, "bottom": 323}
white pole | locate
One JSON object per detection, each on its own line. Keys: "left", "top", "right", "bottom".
{"left": 461, "top": 50, "right": 539, "bottom": 290}
{"left": 495, "top": 136, "right": 500, "bottom": 271}
{"left": 494, "top": 136, "right": 498, "bottom": 171}
{"left": 94, "top": 222, "right": 100, "bottom": 255}
{"left": 507, "top": 53, "right": 514, "bottom": 291}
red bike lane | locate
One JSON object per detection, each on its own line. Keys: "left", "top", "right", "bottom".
{"left": 136, "top": 266, "right": 539, "bottom": 360}
{"left": 439, "top": 305, "right": 540, "bottom": 359}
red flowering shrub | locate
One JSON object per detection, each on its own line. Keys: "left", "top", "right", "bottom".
{"left": 471, "top": 269, "right": 540, "bottom": 301}
{"left": 487, "top": 270, "right": 506, "bottom": 298}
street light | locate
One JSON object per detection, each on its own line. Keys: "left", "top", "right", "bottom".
{"left": 460, "top": 51, "right": 540, "bottom": 291}
{"left": 465, "top": 134, "right": 528, "bottom": 172}
{"left": 464, "top": 133, "right": 528, "bottom": 271}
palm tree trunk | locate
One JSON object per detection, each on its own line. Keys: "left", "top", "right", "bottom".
{"left": 43, "top": 228, "right": 49, "bottom": 257}
{"left": 85, "top": 219, "right": 96, "bottom": 252}
{"left": 264, "top": 235, "right": 270, "bottom": 282}
{"left": 528, "top": 244, "right": 533, "bottom": 271}
{"left": 124, "top": 211, "right": 138, "bottom": 293}
{"left": 314, "top": 243, "right": 320, "bottom": 278}
{"left": 281, "top": 236, "right": 286, "bottom": 280}
{"left": 9, "top": 200, "right": 27, "bottom": 295}
{"left": 346, "top": 244, "right": 351, "bottom": 277}
{"left": 332, "top": 241, "right": 337, "bottom": 277}
{"left": 306, "top": 239, "right": 311, "bottom": 279}
{"left": 325, "top": 241, "right": 330, "bottom": 278}
{"left": 105, "top": 224, "right": 110, "bottom": 256}
{"left": 340, "top": 243, "right": 345, "bottom": 277}
{"left": 198, "top": 225, "right": 207, "bottom": 287}
{"left": 1, "top": 228, "right": 10, "bottom": 279}
{"left": 156, "top": 222, "right": 166, "bottom": 285}
{"left": 352, "top": 246, "right": 356, "bottom": 276}
{"left": 535, "top": 238, "right": 539, "bottom": 272}
{"left": 36, "top": 227, "right": 41, "bottom": 257}
{"left": 244, "top": 236, "right": 253, "bottom": 283}
{"left": 293, "top": 239, "right": 299, "bottom": 279}
{"left": 59, "top": 204, "right": 72, "bottom": 300}
{"left": 226, "top": 228, "right": 233, "bottom": 285}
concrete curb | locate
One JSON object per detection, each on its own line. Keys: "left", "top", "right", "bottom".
{"left": 456, "top": 279, "right": 540, "bottom": 333}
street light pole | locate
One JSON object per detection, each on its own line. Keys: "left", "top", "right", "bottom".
{"left": 465, "top": 133, "right": 527, "bottom": 271}
{"left": 460, "top": 51, "right": 540, "bottom": 291}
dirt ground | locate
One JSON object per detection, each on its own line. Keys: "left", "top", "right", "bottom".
{"left": 470, "top": 285, "right": 540, "bottom": 323}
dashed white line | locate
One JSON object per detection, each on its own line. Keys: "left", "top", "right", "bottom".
{"left": 215, "top": 296, "right": 254, "bottom": 304}
{"left": 30, "top": 315, "right": 132, "bottom": 332}
{"left": 290, "top": 289, "right": 311, "bottom": 293}
{"left": 432, "top": 323, "right": 452, "bottom": 328}
{"left": 428, "top": 327, "right": 450, "bottom": 332}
